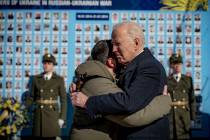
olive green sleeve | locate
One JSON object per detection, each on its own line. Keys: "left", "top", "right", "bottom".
{"left": 105, "top": 95, "right": 172, "bottom": 127}
{"left": 83, "top": 78, "right": 171, "bottom": 127}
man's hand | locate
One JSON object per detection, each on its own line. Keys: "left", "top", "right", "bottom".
{"left": 191, "top": 120, "right": 195, "bottom": 128}
{"left": 71, "top": 92, "right": 88, "bottom": 108}
{"left": 163, "top": 85, "right": 170, "bottom": 96}
{"left": 70, "top": 83, "right": 76, "bottom": 93}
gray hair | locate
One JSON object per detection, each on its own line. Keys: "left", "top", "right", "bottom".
{"left": 112, "top": 22, "right": 145, "bottom": 47}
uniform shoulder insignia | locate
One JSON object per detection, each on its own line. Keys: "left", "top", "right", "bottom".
{"left": 185, "top": 74, "right": 192, "bottom": 79}
{"left": 55, "top": 73, "right": 64, "bottom": 80}
{"left": 53, "top": 73, "right": 60, "bottom": 79}
{"left": 168, "top": 75, "right": 173, "bottom": 79}
{"left": 35, "top": 73, "right": 42, "bottom": 78}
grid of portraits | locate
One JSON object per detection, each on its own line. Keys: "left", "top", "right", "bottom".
{"left": 0, "top": 11, "right": 70, "bottom": 99}
{"left": 75, "top": 12, "right": 202, "bottom": 95}
{"left": 0, "top": 11, "right": 202, "bottom": 100}
{"left": 74, "top": 23, "right": 110, "bottom": 68}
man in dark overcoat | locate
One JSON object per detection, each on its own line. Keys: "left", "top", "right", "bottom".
{"left": 71, "top": 22, "right": 170, "bottom": 140}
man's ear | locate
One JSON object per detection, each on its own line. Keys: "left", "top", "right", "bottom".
{"left": 134, "top": 38, "right": 139, "bottom": 51}
{"left": 106, "top": 58, "right": 115, "bottom": 68}
{"left": 134, "top": 38, "right": 143, "bottom": 51}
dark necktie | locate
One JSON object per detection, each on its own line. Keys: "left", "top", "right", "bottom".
{"left": 175, "top": 76, "right": 179, "bottom": 82}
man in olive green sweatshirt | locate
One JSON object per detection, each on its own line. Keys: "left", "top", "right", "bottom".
{"left": 70, "top": 40, "right": 171, "bottom": 140}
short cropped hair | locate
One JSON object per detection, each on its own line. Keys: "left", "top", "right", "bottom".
{"left": 91, "top": 40, "right": 115, "bottom": 64}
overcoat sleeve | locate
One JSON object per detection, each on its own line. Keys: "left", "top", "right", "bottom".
{"left": 59, "top": 77, "right": 67, "bottom": 121}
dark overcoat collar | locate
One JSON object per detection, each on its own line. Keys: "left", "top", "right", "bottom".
{"left": 124, "top": 48, "right": 151, "bottom": 74}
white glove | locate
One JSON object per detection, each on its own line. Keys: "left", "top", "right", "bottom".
{"left": 191, "top": 120, "right": 195, "bottom": 128}
{"left": 58, "top": 119, "right": 64, "bottom": 128}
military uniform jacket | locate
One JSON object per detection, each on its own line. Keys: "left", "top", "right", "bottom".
{"left": 168, "top": 74, "right": 196, "bottom": 139}
{"left": 30, "top": 72, "right": 67, "bottom": 137}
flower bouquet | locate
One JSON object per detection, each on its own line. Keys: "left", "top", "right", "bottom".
{"left": 0, "top": 96, "right": 29, "bottom": 139}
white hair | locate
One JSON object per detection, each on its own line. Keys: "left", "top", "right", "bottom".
{"left": 112, "top": 22, "right": 145, "bottom": 46}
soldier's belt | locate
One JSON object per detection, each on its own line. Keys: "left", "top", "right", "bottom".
{"left": 36, "top": 99, "right": 57, "bottom": 104}
{"left": 170, "top": 101, "right": 188, "bottom": 106}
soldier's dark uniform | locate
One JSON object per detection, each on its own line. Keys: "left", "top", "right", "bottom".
{"left": 168, "top": 54, "right": 196, "bottom": 139}
{"left": 29, "top": 54, "right": 67, "bottom": 139}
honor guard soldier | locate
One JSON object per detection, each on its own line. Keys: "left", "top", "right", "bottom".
{"left": 168, "top": 53, "right": 196, "bottom": 139}
{"left": 29, "top": 53, "right": 67, "bottom": 140}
